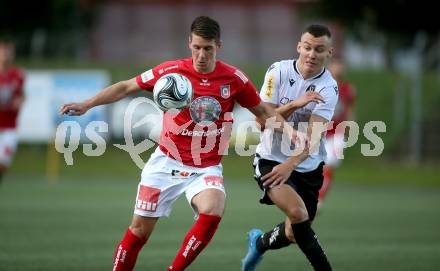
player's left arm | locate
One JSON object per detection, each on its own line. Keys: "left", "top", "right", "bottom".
{"left": 249, "top": 101, "right": 283, "bottom": 130}
{"left": 254, "top": 92, "right": 324, "bottom": 130}
{"left": 248, "top": 101, "right": 303, "bottom": 139}
{"left": 235, "top": 69, "right": 304, "bottom": 143}
{"left": 261, "top": 86, "right": 338, "bottom": 187}
{"left": 275, "top": 92, "right": 325, "bottom": 119}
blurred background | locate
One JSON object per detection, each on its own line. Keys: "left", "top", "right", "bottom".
{"left": 1, "top": 0, "right": 439, "bottom": 270}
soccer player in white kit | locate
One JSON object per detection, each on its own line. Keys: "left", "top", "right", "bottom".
{"left": 242, "top": 25, "right": 338, "bottom": 271}
{"left": 60, "top": 16, "right": 294, "bottom": 271}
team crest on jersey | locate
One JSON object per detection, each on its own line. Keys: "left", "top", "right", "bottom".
{"left": 220, "top": 85, "right": 230, "bottom": 99}
{"left": 306, "top": 84, "right": 316, "bottom": 92}
{"left": 189, "top": 96, "right": 222, "bottom": 125}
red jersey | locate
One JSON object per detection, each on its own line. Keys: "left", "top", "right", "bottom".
{"left": 0, "top": 67, "right": 24, "bottom": 129}
{"left": 136, "top": 58, "right": 261, "bottom": 168}
{"left": 327, "top": 80, "right": 356, "bottom": 136}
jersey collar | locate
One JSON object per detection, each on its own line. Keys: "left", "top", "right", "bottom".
{"left": 293, "top": 60, "right": 326, "bottom": 80}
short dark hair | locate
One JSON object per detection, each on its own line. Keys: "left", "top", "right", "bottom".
{"left": 190, "top": 16, "right": 221, "bottom": 42}
{"left": 303, "top": 24, "right": 331, "bottom": 38}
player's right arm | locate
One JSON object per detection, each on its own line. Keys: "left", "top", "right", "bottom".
{"left": 59, "top": 77, "right": 141, "bottom": 116}
{"left": 259, "top": 62, "right": 324, "bottom": 120}
{"left": 257, "top": 62, "right": 324, "bottom": 127}
{"left": 276, "top": 92, "right": 324, "bottom": 119}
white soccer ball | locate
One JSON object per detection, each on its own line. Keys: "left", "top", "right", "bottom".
{"left": 153, "top": 73, "right": 193, "bottom": 111}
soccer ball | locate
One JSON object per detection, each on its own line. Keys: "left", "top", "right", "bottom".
{"left": 153, "top": 73, "right": 193, "bottom": 111}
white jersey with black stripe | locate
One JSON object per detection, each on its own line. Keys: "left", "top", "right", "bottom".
{"left": 256, "top": 59, "right": 339, "bottom": 172}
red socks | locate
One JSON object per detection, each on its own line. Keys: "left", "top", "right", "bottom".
{"left": 112, "top": 229, "right": 146, "bottom": 271}
{"left": 167, "top": 213, "right": 222, "bottom": 271}
{"left": 319, "top": 166, "right": 333, "bottom": 201}
{"left": 112, "top": 214, "right": 221, "bottom": 271}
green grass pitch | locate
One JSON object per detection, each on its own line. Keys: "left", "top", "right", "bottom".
{"left": 1, "top": 173, "right": 440, "bottom": 271}
{"left": 5, "top": 61, "right": 439, "bottom": 270}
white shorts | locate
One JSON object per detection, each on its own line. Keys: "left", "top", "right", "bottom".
{"left": 134, "top": 147, "right": 225, "bottom": 218}
{"left": 325, "top": 133, "right": 345, "bottom": 167}
{"left": 0, "top": 129, "right": 18, "bottom": 166}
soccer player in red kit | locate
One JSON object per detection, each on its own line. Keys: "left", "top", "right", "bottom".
{"left": 60, "top": 16, "right": 294, "bottom": 271}
{"left": 0, "top": 37, "right": 25, "bottom": 183}
{"left": 319, "top": 58, "right": 356, "bottom": 206}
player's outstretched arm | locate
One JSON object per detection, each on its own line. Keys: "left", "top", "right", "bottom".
{"left": 59, "top": 77, "right": 141, "bottom": 116}
{"left": 251, "top": 102, "right": 277, "bottom": 130}
{"left": 249, "top": 101, "right": 304, "bottom": 144}
{"left": 276, "top": 92, "right": 324, "bottom": 119}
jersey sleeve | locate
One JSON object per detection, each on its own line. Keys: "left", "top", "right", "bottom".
{"left": 313, "top": 85, "right": 339, "bottom": 121}
{"left": 135, "top": 61, "right": 177, "bottom": 91}
{"left": 234, "top": 69, "right": 261, "bottom": 108}
{"left": 259, "top": 62, "right": 281, "bottom": 105}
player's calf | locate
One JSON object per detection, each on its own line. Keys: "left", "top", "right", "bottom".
{"left": 167, "top": 213, "right": 221, "bottom": 271}
{"left": 112, "top": 216, "right": 157, "bottom": 271}
{"left": 112, "top": 229, "right": 147, "bottom": 271}
{"left": 292, "top": 220, "right": 332, "bottom": 271}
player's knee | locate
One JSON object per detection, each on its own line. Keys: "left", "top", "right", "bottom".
{"left": 192, "top": 189, "right": 225, "bottom": 217}
{"left": 129, "top": 217, "right": 156, "bottom": 241}
{"left": 196, "top": 202, "right": 224, "bottom": 217}
{"left": 129, "top": 222, "right": 147, "bottom": 240}
{"left": 195, "top": 198, "right": 225, "bottom": 216}
{"left": 285, "top": 206, "right": 309, "bottom": 223}
{"left": 130, "top": 223, "right": 148, "bottom": 239}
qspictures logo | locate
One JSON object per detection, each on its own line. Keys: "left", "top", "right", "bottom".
{"left": 55, "top": 97, "right": 386, "bottom": 169}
